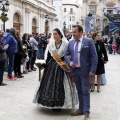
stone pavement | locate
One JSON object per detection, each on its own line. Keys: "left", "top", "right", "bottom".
{"left": 0, "top": 54, "right": 120, "bottom": 120}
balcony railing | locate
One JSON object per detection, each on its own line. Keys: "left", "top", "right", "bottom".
{"left": 69, "top": 12, "right": 76, "bottom": 15}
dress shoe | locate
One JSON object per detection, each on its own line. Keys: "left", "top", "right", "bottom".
{"left": 23, "top": 71, "right": 28, "bottom": 74}
{"left": 0, "top": 83, "right": 7, "bottom": 86}
{"left": 91, "top": 89, "right": 95, "bottom": 92}
{"left": 17, "top": 75, "right": 24, "bottom": 78}
{"left": 71, "top": 109, "right": 84, "bottom": 116}
{"left": 84, "top": 114, "right": 90, "bottom": 120}
{"left": 97, "top": 89, "right": 100, "bottom": 93}
{"left": 91, "top": 85, "right": 95, "bottom": 92}
{"left": 97, "top": 86, "right": 100, "bottom": 93}
{"left": 28, "top": 69, "right": 32, "bottom": 72}
{"left": 31, "top": 68, "right": 36, "bottom": 71}
{"left": 33, "top": 67, "right": 37, "bottom": 69}
{"left": 14, "top": 75, "right": 18, "bottom": 78}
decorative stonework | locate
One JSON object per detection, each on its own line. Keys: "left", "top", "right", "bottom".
{"left": 25, "top": 8, "right": 31, "bottom": 13}
{"left": 50, "top": 17, "right": 54, "bottom": 21}
{"left": 88, "top": 1, "right": 97, "bottom": 5}
{"left": 106, "top": 0, "right": 115, "bottom": 7}
{"left": 41, "top": 14, "right": 45, "bottom": 18}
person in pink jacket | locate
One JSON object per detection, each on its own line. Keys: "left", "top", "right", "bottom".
{"left": 112, "top": 41, "right": 117, "bottom": 55}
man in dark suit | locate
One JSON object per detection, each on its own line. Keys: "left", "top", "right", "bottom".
{"left": 64, "top": 25, "right": 98, "bottom": 120}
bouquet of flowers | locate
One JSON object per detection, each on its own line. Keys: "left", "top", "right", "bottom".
{"left": 35, "top": 60, "right": 46, "bottom": 81}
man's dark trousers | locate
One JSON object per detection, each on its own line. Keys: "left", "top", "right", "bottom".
{"left": 8, "top": 53, "right": 15, "bottom": 77}
{"left": 31, "top": 50, "right": 37, "bottom": 70}
{"left": 0, "top": 62, "right": 5, "bottom": 84}
{"left": 73, "top": 68, "right": 90, "bottom": 115}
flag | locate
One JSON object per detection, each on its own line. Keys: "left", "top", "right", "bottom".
{"left": 109, "top": 21, "right": 120, "bottom": 35}
{"left": 115, "top": 7, "right": 120, "bottom": 12}
{"left": 85, "top": 17, "right": 95, "bottom": 34}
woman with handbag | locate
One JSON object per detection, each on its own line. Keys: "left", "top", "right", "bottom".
{"left": 91, "top": 32, "right": 108, "bottom": 92}
{"left": 22, "top": 45, "right": 29, "bottom": 74}
{"left": 0, "top": 34, "right": 9, "bottom": 86}
{"left": 22, "top": 33, "right": 33, "bottom": 72}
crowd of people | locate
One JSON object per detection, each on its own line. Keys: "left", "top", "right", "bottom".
{"left": 0, "top": 28, "right": 50, "bottom": 86}
{"left": 0, "top": 25, "right": 119, "bottom": 120}
{"left": 86, "top": 31, "right": 120, "bottom": 55}
{"left": 65, "top": 31, "right": 120, "bottom": 57}
{"left": 102, "top": 35, "right": 120, "bottom": 55}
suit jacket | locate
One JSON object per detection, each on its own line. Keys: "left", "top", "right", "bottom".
{"left": 64, "top": 37, "right": 98, "bottom": 77}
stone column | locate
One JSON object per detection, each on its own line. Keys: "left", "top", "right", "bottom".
{"left": 41, "top": 14, "right": 45, "bottom": 33}
{"left": 43, "top": 15, "right": 45, "bottom": 34}
{"left": 25, "top": 8, "right": 30, "bottom": 33}
{"left": 40, "top": 16, "right": 43, "bottom": 33}
{"left": 28, "top": 12, "right": 32, "bottom": 34}
{"left": 48, "top": 18, "right": 52, "bottom": 34}
{"left": 49, "top": 17, "right": 54, "bottom": 33}
{"left": 22, "top": 4, "right": 26, "bottom": 34}
{"left": 38, "top": 10, "right": 41, "bottom": 33}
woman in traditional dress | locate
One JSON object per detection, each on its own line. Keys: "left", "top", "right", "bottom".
{"left": 33, "top": 28, "right": 77, "bottom": 109}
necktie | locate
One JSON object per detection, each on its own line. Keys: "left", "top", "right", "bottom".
{"left": 74, "top": 40, "right": 79, "bottom": 66}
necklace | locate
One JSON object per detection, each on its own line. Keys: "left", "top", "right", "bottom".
{"left": 55, "top": 40, "right": 62, "bottom": 49}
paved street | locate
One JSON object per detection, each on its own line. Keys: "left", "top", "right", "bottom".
{"left": 0, "top": 54, "right": 120, "bottom": 120}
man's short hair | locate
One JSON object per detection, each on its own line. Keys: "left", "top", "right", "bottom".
{"left": 10, "top": 28, "right": 16, "bottom": 34}
{"left": 6, "top": 29, "right": 10, "bottom": 33}
{"left": 72, "top": 25, "right": 83, "bottom": 33}
{"left": 29, "top": 34, "right": 33, "bottom": 37}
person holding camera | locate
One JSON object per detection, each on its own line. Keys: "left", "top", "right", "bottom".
{"left": 37, "top": 35, "right": 46, "bottom": 59}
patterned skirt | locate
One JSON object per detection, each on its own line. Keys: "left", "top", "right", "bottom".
{"left": 35, "top": 58, "right": 65, "bottom": 107}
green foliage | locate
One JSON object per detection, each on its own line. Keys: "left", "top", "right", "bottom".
{"left": 0, "top": 15, "right": 9, "bottom": 22}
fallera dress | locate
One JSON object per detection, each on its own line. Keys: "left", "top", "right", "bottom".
{"left": 33, "top": 39, "right": 78, "bottom": 108}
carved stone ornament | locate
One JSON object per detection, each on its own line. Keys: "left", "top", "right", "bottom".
{"left": 106, "top": 0, "right": 115, "bottom": 7}
{"left": 25, "top": 8, "right": 31, "bottom": 13}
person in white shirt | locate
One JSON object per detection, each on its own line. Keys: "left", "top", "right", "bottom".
{"left": 29, "top": 34, "right": 38, "bottom": 71}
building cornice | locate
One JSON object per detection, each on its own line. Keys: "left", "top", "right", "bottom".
{"left": 62, "top": 3, "right": 79, "bottom": 8}
{"left": 23, "top": 0, "right": 55, "bottom": 10}
{"left": 12, "top": 0, "right": 56, "bottom": 16}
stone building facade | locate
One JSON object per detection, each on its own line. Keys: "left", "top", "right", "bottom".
{"left": 81, "top": 0, "right": 120, "bottom": 35}
{"left": 62, "top": 1, "right": 82, "bottom": 32}
{"left": 0, "top": 0, "right": 56, "bottom": 35}
{"left": 53, "top": 0, "right": 82, "bottom": 33}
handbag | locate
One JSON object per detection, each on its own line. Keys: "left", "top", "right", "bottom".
{"left": 101, "top": 57, "right": 105, "bottom": 63}
{"left": 0, "top": 49, "right": 7, "bottom": 62}
{"left": 22, "top": 53, "right": 27, "bottom": 59}
{"left": 0, "top": 45, "right": 8, "bottom": 62}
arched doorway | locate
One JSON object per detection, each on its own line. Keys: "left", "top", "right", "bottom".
{"left": 32, "top": 18, "right": 37, "bottom": 34}
{"left": 13, "top": 13, "right": 21, "bottom": 31}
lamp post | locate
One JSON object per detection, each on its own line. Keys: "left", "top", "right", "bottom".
{"left": 63, "top": 21, "right": 66, "bottom": 36}
{"left": 0, "top": 0, "right": 9, "bottom": 32}
{"left": 45, "top": 15, "right": 49, "bottom": 37}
